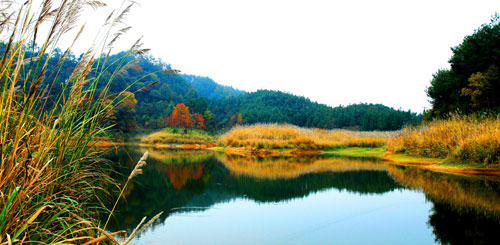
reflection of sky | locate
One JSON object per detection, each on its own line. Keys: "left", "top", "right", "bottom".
{"left": 132, "top": 189, "right": 435, "bottom": 245}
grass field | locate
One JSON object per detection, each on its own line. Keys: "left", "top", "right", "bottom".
{"left": 387, "top": 115, "right": 500, "bottom": 164}
{"left": 218, "top": 124, "right": 395, "bottom": 150}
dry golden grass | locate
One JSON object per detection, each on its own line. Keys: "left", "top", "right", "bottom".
{"left": 217, "top": 154, "right": 387, "bottom": 179}
{"left": 218, "top": 124, "right": 395, "bottom": 150}
{"left": 387, "top": 116, "right": 500, "bottom": 164}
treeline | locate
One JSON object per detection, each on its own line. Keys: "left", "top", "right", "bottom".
{"left": 209, "top": 90, "right": 422, "bottom": 131}
{"left": 23, "top": 47, "right": 421, "bottom": 132}
{"left": 427, "top": 14, "right": 500, "bottom": 118}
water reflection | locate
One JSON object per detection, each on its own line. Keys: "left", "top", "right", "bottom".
{"left": 217, "top": 154, "right": 387, "bottom": 179}
{"left": 104, "top": 146, "right": 500, "bottom": 244}
{"left": 388, "top": 165, "right": 500, "bottom": 244}
{"left": 104, "top": 146, "right": 401, "bottom": 232}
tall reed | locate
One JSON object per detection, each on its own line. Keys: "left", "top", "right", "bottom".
{"left": 219, "top": 123, "right": 395, "bottom": 149}
{"left": 387, "top": 115, "right": 500, "bottom": 164}
{"left": 0, "top": 0, "right": 149, "bottom": 243}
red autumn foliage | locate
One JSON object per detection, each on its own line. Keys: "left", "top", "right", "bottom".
{"left": 167, "top": 103, "right": 192, "bottom": 128}
{"left": 193, "top": 113, "right": 206, "bottom": 129}
{"left": 165, "top": 164, "right": 205, "bottom": 189}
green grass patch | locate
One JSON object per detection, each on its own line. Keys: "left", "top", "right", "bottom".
{"left": 142, "top": 127, "right": 216, "bottom": 144}
{"left": 208, "top": 146, "right": 224, "bottom": 151}
{"left": 323, "top": 147, "right": 385, "bottom": 157}
{"left": 435, "top": 159, "right": 498, "bottom": 169}
{"left": 384, "top": 153, "right": 445, "bottom": 164}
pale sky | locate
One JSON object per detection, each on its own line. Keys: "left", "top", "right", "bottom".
{"left": 67, "top": 0, "right": 500, "bottom": 112}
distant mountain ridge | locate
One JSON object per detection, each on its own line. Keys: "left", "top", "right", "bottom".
{"left": 181, "top": 74, "right": 245, "bottom": 99}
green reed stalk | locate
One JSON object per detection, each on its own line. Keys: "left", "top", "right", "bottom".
{"left": 0, "top": 0, "right": 153, "bottom": 243}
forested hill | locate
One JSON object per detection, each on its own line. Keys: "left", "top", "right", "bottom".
{"left": 29, "top": 49, "right": 421, "bottom": 132}
{"left": 181, "top": 74, "right": 245, "bottom": 99}
{"left": 209, "top": 90, "right": 422, "bottom": 131}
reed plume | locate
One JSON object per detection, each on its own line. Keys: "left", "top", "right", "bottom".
{"left": 0, "top": 0, "right": 155, "bottom": 243}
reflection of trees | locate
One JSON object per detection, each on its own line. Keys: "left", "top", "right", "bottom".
{"left": 227, "top": 170, "right": 401, "bottom": 203}
{"left": 429, "top": 202, "right": 500, "bottom": 245}
{"left": 165, "top": 164, "right": 205, "bottom": 189}
{"left": 217, "top": 154, "right": 387, "bottom": 179}
{"left": 104, "top": 148, "right": 401, "bottom": 232}
{"left": 387, "top": 165, "right": 500, "bottom": 244}
{"left": 388, "top": 165, "right": 500, "bottom": 215}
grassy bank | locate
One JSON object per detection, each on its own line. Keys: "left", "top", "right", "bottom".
{"left": 387, "top": 116, "right": 500, "bottom": 165}
{"left": 141, "top": 127, "right": 216, "bottom": 145}
{"left": 218, "top": 124, "right": 395, "bottom": 150}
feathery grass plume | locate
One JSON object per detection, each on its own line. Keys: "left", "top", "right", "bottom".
{"left": 0, "top": 0, "right": 153, "bottom": 243}
{"left": 102, "top": 151, "right": 148, "bottom": 234}
{"left": 120, "top": 211, "right": 163, "bottom": 245}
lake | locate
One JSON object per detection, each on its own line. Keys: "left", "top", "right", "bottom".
{"left": 104, "top": 146, "right": 500, "bottom": 244}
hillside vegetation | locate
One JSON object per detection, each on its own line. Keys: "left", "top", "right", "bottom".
{"left": 34, "top": 49, "right": 421, "bottom": 132}
{"left": 209, "top": 90, "right": 422, "bottom": 130}
{"left": 182, "top": 74, "right": 244, "bottom": 98}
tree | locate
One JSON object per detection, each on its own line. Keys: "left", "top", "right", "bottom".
{"left": 460, "top": 65, "right": 498, "bottom": 109}
{"left": 229, "top": 112, "right": 243, "bottom": 127}
{"left": 185, "top": 97, "right": 208, "bottom": 114}
{"left": 112, "top": 91, "right": 138, "bottom": 132}
{"left": 193, "top": 113, "right": 206, "bottom": 129}
{"left": 158, "top": 115, "right": 169, "bottom": 128}
{"left": 427, "top": 14, "right": 500, "bottom": 117}
{"left": 203, "top": 109, "right": 215, "bottom": 131}
{"left": 167, "top": 103, "right": 192, "bottom": 128}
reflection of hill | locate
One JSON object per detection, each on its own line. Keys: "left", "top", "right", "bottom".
{"left": 227, "top": 170, "right": 401, "bottom": 203}
{"left": 104, "top": 147, "right": 401, "bottom": 231}
{"left": 217, "top": 154, "right": 387, "bottom": 179}
{"left": 387, "top": 165, "right": 500, "bottom": 244}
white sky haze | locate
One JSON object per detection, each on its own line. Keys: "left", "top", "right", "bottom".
{"left": 70, "top": 0, "right": 500, "bottom": 112}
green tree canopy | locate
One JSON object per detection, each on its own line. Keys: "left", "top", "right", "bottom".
{"left": 427, "top": 14, "right": 500, "bottom": 117}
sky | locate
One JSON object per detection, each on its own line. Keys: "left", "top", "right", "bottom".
{"left": 65, "top": 0, "right": 500, "bottom": 112}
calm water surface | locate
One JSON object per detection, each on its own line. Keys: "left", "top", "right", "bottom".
{"left": 104, "top": 146, "right": 500, "bottom": 244}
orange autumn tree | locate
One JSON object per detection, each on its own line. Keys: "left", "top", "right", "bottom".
{"left": 167, "top": 103, "right": 192, "bottom": 128}
{"left": 193, "top": 113, "right": 206, "bottom": 129}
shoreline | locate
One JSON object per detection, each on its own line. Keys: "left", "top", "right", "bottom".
{"left": 217, "top": 146, "right": 500, "bottom": 178}
{"left": 98, "top": 140, "right": 500, "bottom": 178}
